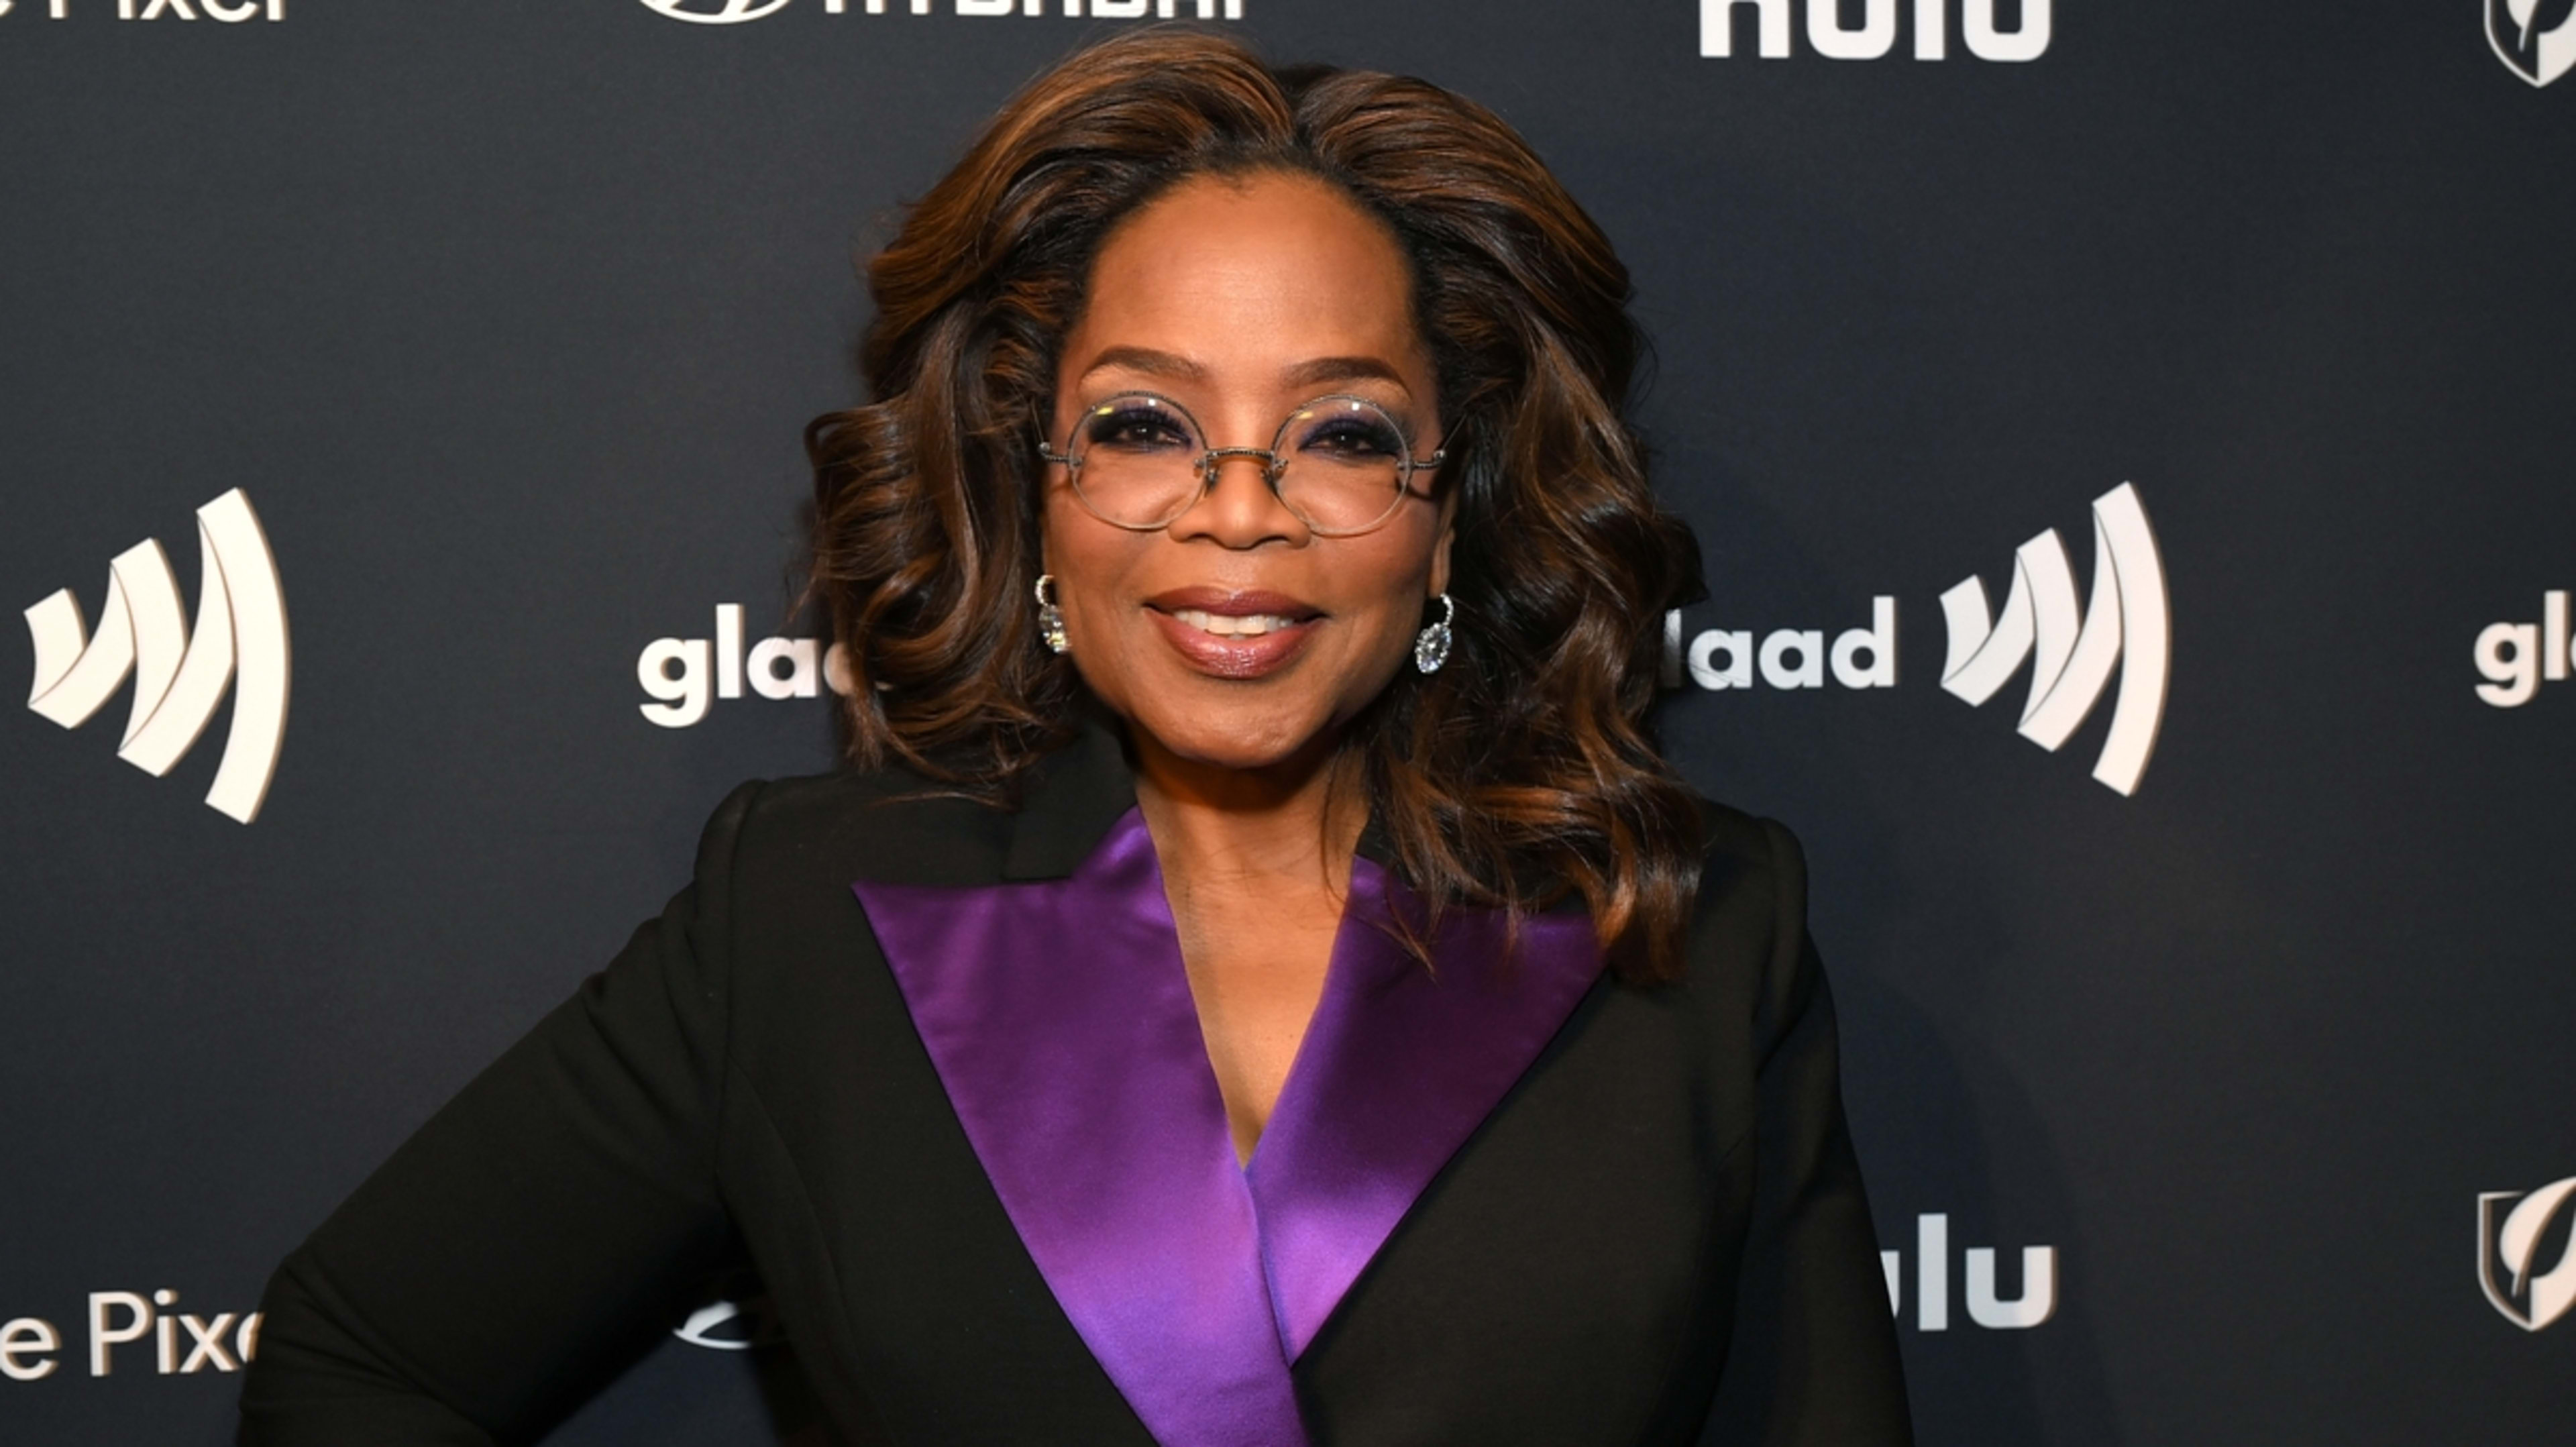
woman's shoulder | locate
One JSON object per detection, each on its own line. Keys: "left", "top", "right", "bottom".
{"left": 688, "top": 760, "right": 1024, "bottom": 896}
{"left": 1667, "top": 794, "right": 1819, "bottom": 1014}
{"left": 1685, "top": 794, "right": 1810, "bottom": 923}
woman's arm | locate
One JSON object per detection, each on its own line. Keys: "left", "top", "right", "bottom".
{"left": 1699, "top": 819, "right": 1914, "bottom": 1446}
{"left": 236, "top": 783, "right": 764, "bottom": 1446}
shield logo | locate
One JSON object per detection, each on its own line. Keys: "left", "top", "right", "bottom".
{"left": 673, "top": 1294, "right": 787, "bottom": 1350}
{"left": 2479, "top": 1177, "right": 2576, "bottom": 1331}
{"left": 2490, "top": 0, "right": 2576, "bottom": 87}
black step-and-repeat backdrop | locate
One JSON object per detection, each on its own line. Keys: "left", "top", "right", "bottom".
{"left": 5, "top": 3, "right": 2571, "bottom": 1443}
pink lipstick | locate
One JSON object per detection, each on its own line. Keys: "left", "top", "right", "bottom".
{"left": 1144, "top": 588, "right": 1324, "bottom": 680}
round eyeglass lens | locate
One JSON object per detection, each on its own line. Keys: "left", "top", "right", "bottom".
{"left": 1068, "top": 396, "right": 1205, "bottom": 528}
{"left": 1275, "top": 398, "right": 1410, "bottom": 534}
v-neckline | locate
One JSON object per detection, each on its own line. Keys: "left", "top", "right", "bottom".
{"left": 1205, "top": 896, "right": 1347, "bottom": 1179}
{"left": 854, "top": 806, "right": 1606, "bottom": 1447}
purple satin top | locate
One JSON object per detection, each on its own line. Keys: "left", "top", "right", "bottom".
{"left": 855, "top": 808, "right": 1602, "bottom": 1447}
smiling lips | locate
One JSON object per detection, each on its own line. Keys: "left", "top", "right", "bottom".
{"left": 1146, "top": 589, "right": 1323, "bottom": 679}
{"left": 1167, "top": 608, "right": 1305, "bottom": 637}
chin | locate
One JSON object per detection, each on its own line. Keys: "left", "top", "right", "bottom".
{"left": 1130, "top": 700, "right": 1338, "bottom": 774}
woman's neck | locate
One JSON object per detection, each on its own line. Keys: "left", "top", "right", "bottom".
{"left": 1126, "top": 731, "right": 1366, "bottom": 902}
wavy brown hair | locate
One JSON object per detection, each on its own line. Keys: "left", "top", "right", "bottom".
{"left": 806, "top": 28, "right": 1708, "bottom": 983}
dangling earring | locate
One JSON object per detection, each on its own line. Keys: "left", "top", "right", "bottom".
{"left": 1035, "top": 574, "right": 1070, "bottom": 655}
{"left": 1413, "top": 592, "right": 1454, "bottom": 675}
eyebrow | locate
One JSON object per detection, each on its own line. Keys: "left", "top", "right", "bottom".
{"left": 1285, "top": 355, "right": 1411, "bottom": 392}
{"left": 1080, "top": 346, "right": 1208, "bottom": 384}
{"left": 1078, "top": 346, "right": 1413, "bottom": 396}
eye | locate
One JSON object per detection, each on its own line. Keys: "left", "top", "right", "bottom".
{"left": 1082, "top": 402, "right": 1195, "bottom": 453}
{"left": 1292, "top": 409, "right": 1405, "bottom": 461}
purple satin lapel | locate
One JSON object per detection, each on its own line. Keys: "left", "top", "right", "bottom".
{"left": 853, "top": 810, "right": 1603, "bottom": 1446}
{"left": 1246, "top": 859, "right": 1605, "bottom": 1358}
{"left": 854, "top": 813, "right": 1305, "bottom": 1447}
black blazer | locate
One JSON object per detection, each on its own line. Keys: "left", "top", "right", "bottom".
{"left": 237, "top": 725, "right": 1912, "bottom": 1445}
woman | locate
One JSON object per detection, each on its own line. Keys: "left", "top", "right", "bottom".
{"left": 238, "top": 28, "right": 1911, "bottom": 1447}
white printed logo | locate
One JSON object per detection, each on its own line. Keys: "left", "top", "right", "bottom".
{"left": 22, "top": 489, "right": 290, "bottom": 824}
{"left": 0, "top": 1, "right": 286, "bottom": 21}
{"left": 637, "top": 604, "right": 852, "bottom": 728}
{"left": 639, "top": 0, "right": 792, "bottom": 22}
{"left": 1661, "top": 483, "right": 2171, "bottom": 796}
{"left": 1700, "top": 0, "right": 2049, "bottom": 61}
{"left": 2491, "top": 0, "right": 2576, "bottom": 88}
{"left": 1880, "top": 1213, "right": 2057, "bottom": 1331}
{"left": 1664, "top": 598, "right": 1897, "bottom": 694}
{"left": 672, "top": 1296, "right": 786, "bottom": 1350}
{"left": 2479, "top": 1177, "right": 2576, "bottom": 1331}
{"left": 637, "top": 0, "right": 1242, "bottom": 23}
{"left": 0, "top": 1289, "right": 262, "bottom": 1383}
{"left": 2473, "top": 591, "right": 2572, "bottom": 706}
{"left": 1938, "top": 483, "right": 2170, "bottom": 797}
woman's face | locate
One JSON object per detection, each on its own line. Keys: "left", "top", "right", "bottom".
{"left": 1044, "top": 171, "right": 1452, "bottom": 775}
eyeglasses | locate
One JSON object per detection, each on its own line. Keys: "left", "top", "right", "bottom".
{"left": 1037, "top": 392, "right": 1446, "bottom": 537}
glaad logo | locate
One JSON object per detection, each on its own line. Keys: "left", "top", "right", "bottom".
{"left": 1938, "top": 483, "right": 2170, "bottom": 797}
{"left": 2479, "top": 1177, "right": 2576, "bottom": 1331}
{"left": 638, "top": 0, "right": 1242, "bottom": 24}
{"left": 1664, "top": 598, "right": 1897, "bottom": 694}
{"left": 1661, "top": 483, "right": 2171, "bottom": 796}
{"left": 638, "top": 604, "right": 853, "bottom": 727}
{"left": 2473, "top": 591, "right": 2572, "bottom": 707}
{"left": 2491, "top": 0, "right": 2576, "bottom": 88}
{"left": 1880, "top": 1214, "right": 2057, "bottom": 1331}
{"left": 22, "top": 489, "right": 290, "bottom": 824}
{"left": 1700, "top": 0, "right": 2049, "bottom": 62}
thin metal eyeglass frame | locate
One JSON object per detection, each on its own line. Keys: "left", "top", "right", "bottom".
{"left": 1036, "top": 390, "right": 1446, "bottom": 538}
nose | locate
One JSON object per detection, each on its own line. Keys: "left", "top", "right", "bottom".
{"left": 1167, "top": 447, "right": 1307, "bottom": 547}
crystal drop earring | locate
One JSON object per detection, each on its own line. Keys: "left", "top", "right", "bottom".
{"left": 1035, "top": 574, "right": 1070, "bottom": 655}
{"left": 1413, "top": 592, "right": 1454, "bottom": 675}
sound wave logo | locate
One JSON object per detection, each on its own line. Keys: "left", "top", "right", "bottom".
{"left": 2481, "top": 1177, "right": 2576, "bottom": 1331}
{"left": 2490, "top": 0, "right": 2576, "bottom": 88}
{"left": 1937, "top": 483, "right": 2170, "bottom": 796}
{"left": 22, "top": 488, "right": 290, "bottom": 824}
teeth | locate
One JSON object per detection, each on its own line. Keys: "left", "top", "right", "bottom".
{"left": 1171, "top": 608, "right": 1300, "bottom": 637}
